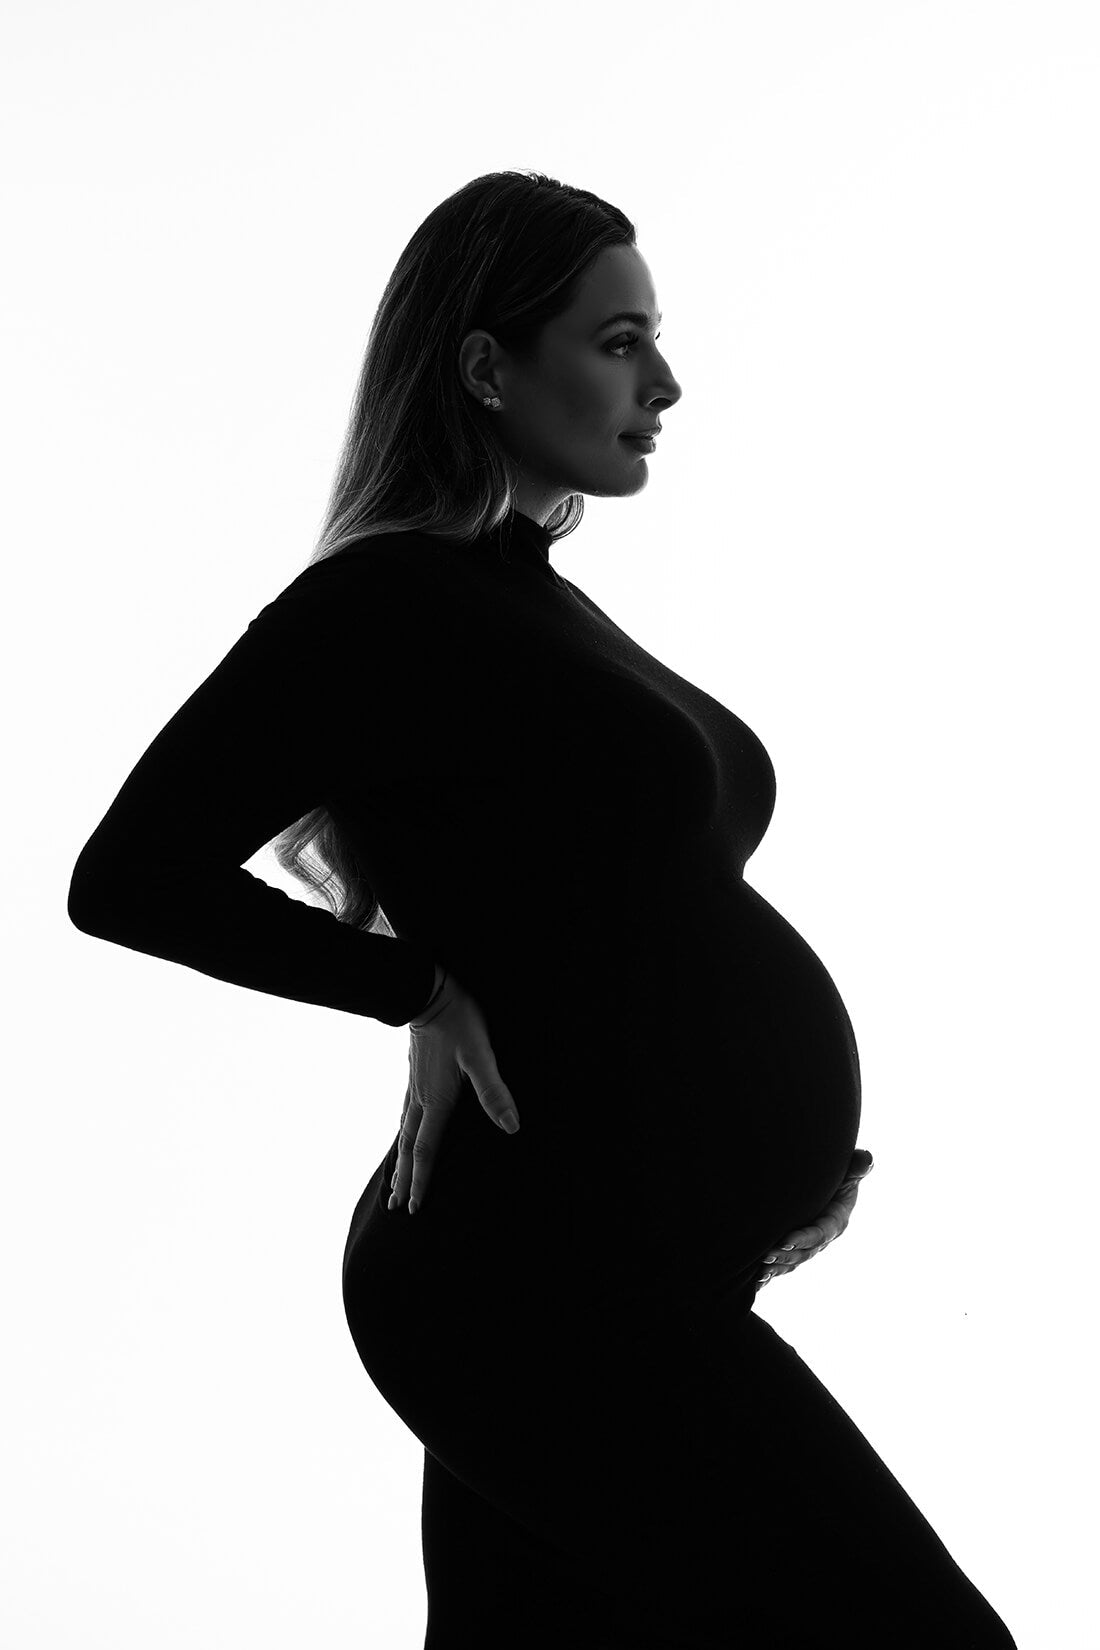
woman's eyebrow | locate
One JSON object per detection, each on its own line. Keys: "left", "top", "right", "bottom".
{"left": 592, "top": 308, "right": 663, "bottom": 335}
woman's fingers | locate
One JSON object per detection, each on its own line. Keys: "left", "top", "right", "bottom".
{"left": 780, "top": 1210, "right": 843, "bottom": 1252}
{"left": 848, "top": 1147, "right": 875, "bottom": 1179}
{"left": 760, "top": 1151, "right": 874, "bottom": 1283}
{"left": 389, "top": 1080, "right": 458, "bottom": 1215}
{"left": 386, "top": 972, "right": 520, "bottom": 1217}
{"left": 388, "top": 1081, "right": 420, "bottom": 1211}
{"left": 388, "top": 1064, "right": 516, "bottom": 1219}
{"left": 785, "top": 1180, "right": 859, "bottom": 1245}
{"left": 762, "top": 1202, "right": 850, "bottom": 1272}
{"left": 404, "top": 1083, "right": 460, "bottom": 1213}
{"left": 760, "top": 1232, "right": 828, "bottom": 1282}
{"left": 466, "top": 1042, "right": 520, "bottom": 1135}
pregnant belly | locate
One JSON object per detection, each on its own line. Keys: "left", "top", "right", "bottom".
{"left": 404, "top": 880, "right": 861, "bottom": 1317}
{"left": 691, "top": 878, "right": 861, "bottom": 1156}
{"left": 678, "top": 879, "right": 862, "bottom": 1239}
{"left": 502, "top": 875, "right": 862, "bottom": 1190}
{"left": 345, "top": 878, "right": 863, "bottom": 1375}
{"left": 560, "top": 879, "right": 866, "bottom": 1338}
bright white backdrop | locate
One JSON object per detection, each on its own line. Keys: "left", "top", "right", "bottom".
{"left": 4, "top": 2, "right": 1097, "bottom": 1645}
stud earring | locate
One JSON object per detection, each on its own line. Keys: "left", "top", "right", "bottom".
{"left": 482, "top": 395, "right": 501, "bottom": 408}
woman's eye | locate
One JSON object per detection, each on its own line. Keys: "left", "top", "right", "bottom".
{"left": 606, "top": 331, "right": 661, "bottom": 358}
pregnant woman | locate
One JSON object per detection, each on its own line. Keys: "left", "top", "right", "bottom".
{"left": 67, "top": 171, "right": 1016, "bottom": 1648}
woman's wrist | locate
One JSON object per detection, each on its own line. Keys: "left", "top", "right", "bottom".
{"left": 410, "top": 960, "right": 448, "bottom": 1025}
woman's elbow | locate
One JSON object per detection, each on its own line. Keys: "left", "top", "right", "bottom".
{"left": 66, "top": 847, "right": 111, "bottom": 936}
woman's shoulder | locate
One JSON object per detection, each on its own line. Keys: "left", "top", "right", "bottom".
{"left": 251, "top": 531, "right": 463, "bottom": 626}
{"left": 243, "top": 531, "right": 490, "bottom": 691}
{"left": 273, "top": 528, "right": 486, "bottom": 604}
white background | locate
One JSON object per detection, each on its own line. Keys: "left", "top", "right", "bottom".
{"left": 5, "top": 2, "right": 1097, "bottom": 1645}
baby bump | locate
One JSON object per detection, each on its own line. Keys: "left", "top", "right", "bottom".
{"left": 344, "top": 885, "right": 862, "bottom": 1371}
{"left": 495, "top": 875, "right": 860, "bottom": 1208}
{"left": 548, "top": 885, "right": 866, "bottom": 1301}
{"left": 671, "top": 881, "right": 860, "bottom": 1156}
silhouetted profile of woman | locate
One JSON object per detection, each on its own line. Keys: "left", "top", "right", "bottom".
{"left": 68, "top": 170, "right": 1018, "bottom": 1648}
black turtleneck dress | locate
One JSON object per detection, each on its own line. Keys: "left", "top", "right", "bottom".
{"left": 67, "top": 513, "right": 1015, "bottom": 1649}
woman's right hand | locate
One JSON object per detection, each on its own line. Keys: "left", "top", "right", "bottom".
{"left": 757, "top": 1149, "right": 875, "bottom": 1285}
{"left": 388, "top": 963, "right": 521, "bottom": 1216}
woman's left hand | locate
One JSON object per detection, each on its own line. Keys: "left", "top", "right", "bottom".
{"left": 757, "top": 1148, "right": 875, "bottom": 1287}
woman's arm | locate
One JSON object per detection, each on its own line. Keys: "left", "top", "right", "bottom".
{"left": 67, "top": 549, "right": 438, "bottom": 1027}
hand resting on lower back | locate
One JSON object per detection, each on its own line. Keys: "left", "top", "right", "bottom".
{"left": 388, "top": 962, "right": 521, "bottom": 1216}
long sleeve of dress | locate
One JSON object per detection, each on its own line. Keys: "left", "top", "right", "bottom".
{"left": 66, "top": 547, "right": 439, "bottom": 1027}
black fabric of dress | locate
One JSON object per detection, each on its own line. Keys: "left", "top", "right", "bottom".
{"left": 68, "top": 511, "right": 1016, "bottom": 1648}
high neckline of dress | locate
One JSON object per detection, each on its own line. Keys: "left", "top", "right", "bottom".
{"left": 482, "top": 508, "right": 554, "bottom": 568}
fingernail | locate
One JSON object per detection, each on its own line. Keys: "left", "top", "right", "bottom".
{"left": 408, "top": 1197, "right": 418, "bottom": 1215}
{"left": 780, "top": 1243, "right": 795, "bottom": 1250}
{"left": 387, "top": 1192, "right": 396, "bottom": 1211}
{"left": 765, "top": 1254, "right": 778, "bottom": 1265}
{"left": 499, "top": 1111, "right": 519, "bottom": 1134}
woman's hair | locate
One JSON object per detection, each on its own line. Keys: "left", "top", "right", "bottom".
{"left": 269, "top": 169, "right": 635, "bottom": 933}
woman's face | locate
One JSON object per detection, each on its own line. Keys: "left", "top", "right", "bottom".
{"left": 460, "top": 244, "right": 682, "bottom": 525}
